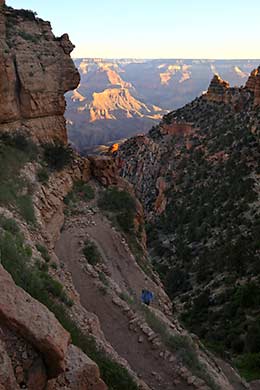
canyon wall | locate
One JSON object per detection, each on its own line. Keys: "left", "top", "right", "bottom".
{"left": 0, "top": 1, "right": 79, "bottom": 143}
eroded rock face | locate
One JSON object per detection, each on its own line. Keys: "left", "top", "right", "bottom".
{"left": 0, "top": 265, "right": 70, "bottom": 378}
{"left": 205, "top": 74, "right": 230, "bottom": 102}
{"left": 88, "top": 156, "right": 120, "bottom": 186}
{"left": 0, "top": 4, "right": 80, "bottom": 142}
{"left": 47, "top": 345, "right": 107, "bottom": 390}
{"left": 0, "top": 340, "right": 19, "bottom": 390}
{"left": 246, "top": 67, "right": 260, "bottom": 106}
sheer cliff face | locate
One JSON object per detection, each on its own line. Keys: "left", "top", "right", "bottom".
{"left": 0, "top": 1, "right": 80, "bottom": 143}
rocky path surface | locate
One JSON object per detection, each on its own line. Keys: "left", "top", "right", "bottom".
{"left": 55, "top": 206, "right": 193, "bottom": 390}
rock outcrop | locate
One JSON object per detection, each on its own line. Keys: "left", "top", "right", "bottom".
{"left": 0, "top": 265, "right": 70, "bottom": 378}
{"left": 246, "top": 66, "right": 260, "bottom": 106}
{"left": 47, "top": 345, "right": 107, "bottom": 390}
{"left": 0, "top": 3, "right": 80, "bottom": 143}
{"left": 0, "top": 340, "right": 19, "bottom": 390}
{"left": 205, "top": 74, "right": 230, "bottom": 102}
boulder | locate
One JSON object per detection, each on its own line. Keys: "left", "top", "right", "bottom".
{"left": 47, "top": 345, "right": 107, "bottom": 390}
{"left": 0, "top": 340, "right": 19, "bottom": 389}
{"left": 0, "top": 265, "right": 70, "bottom": 378}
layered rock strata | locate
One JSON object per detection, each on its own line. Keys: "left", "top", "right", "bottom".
{"left": 0, "top": 1, "right": 80, "bottom": 142}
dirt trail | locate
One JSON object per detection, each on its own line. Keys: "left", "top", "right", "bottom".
{"left": 55, "top": 210, "right": 190, "bottom": 390}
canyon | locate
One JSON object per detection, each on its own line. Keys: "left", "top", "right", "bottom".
{"left": 66, "top": 58, "right": 260, "bottom": 152}
{"left": 0, "top": 1, "right": 259, "bottom": 389}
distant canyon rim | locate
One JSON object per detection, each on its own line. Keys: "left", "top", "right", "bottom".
{"left": 66, "top": 58, "right": 260, "bottom": 153}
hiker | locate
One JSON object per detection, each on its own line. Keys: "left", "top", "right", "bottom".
{"left": 141, "top": 289, "right": 154, "bottom": 306}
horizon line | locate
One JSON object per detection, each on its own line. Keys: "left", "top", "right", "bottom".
{"left": 72, "top": 57, "right": 260, "bottom": 61}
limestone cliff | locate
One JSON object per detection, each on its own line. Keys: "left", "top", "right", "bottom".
{"left": 0, "top": 1, "right": 79, "bottom": 142}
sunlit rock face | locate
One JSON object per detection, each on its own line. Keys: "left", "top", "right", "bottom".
{"left": 246, "top": 66, "right": 260, "bottom": 106}
{"left": 0, "top": 4, "right": 80, "bottom": 143}
{"left": 204, "top": 74, "right": 230, "bottom": 102}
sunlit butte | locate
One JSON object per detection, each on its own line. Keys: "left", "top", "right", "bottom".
{"left": 6, "top": 0, "right": 260, "bottom": 59}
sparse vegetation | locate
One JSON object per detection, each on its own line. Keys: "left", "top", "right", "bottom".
{"left": 64, "top": 181, "right": 95, "bottom": 211}
{"left": 140, "top": 305, "right": 218, "bottom": 389}
{"left": 83, "top": 240, "right": 101, "bottom": 266}
{"left": 98, "top": 187, "right": 136, "bottom": 233}
{"left": 0, "top": 133, "right": 37, "bottom": 223}
{"left": 37, "top": 167, "right": 49, "bottom": 184}
{"left": 36, "top": 243, "right": 50, "bottom": 262}
{"left": 0, "top": 217, "right": 137, "bottom": 389}
{"left": 18, "top": 31, "right": 39, "bottom": 43}
{"left": 43, "top": 142, "right": 73, "bottom": 171}
{"left": 0, "top": 220, "right": 71, "bottom": 307}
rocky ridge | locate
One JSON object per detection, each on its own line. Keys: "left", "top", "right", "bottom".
{"left": 117, "top": 70, "right": 260, "bottom": 383}
{"left": 0, "top": 0, "right": 79, "bottom": 143}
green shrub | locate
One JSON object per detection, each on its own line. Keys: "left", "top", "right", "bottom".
{"left": 16, "top": 195, "right": 35, "bottom": 224}
{"left": 98, "top": 271, "right": 109, "bottom": 286}
{"left": 36, "top": 243, "right": 50, "bottom": 262}
{"left": 0, "top": 215, "right": 19, "bottom": 234}
{"left": 74, "top": 181, "right": 95, "bottom": 201}
{"left": 64, "top": 181, "right": 95, "bottom": 209}
{"left": 98, "top": 187, "right": 135, "bottom": 212}
{"left": 43, "top": 142, "right": 73, "bottom": 171}
{"left": 37, "top": 167, "right": 49, "bottom": 184}
{"left": 83, "top": 240, "right": 101, "bottom": 266}
{"left": 0, "top": 134, "right": 37, "bottom": 223}
{"left": 98, "top": 188, "right": 136, "bottom": 234}
{"left": 235, "top": 353, "right": 260, "bottom": 381}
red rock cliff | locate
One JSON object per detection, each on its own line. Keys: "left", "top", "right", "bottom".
{"left": 246, "top": 66, "right": 260, "bottom": 106}
{"left": 0, "top": 2, "right": 80, "bottom": 143}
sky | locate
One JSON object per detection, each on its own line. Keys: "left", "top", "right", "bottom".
{"left": 6, "top": 0, "right": 260, "bottom": 59}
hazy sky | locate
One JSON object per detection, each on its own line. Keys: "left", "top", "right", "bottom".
{"left": 6, "top": 0, "right": 260, "bottom": 59}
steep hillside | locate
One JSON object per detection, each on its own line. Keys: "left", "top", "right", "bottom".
{"left": 118, "top": 69, "right": 260, "bottom": 382}
{"left": 66, "top": 58, "right": 260, "bottom": 152}
{"left": 0, "top": 2, "right": 250, "bottom": 389}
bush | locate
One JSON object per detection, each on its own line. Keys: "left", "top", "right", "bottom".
{"left": 0, "top": 133, "right": 37, "bottom": 223}
{"left": 235, "top": 353, "right": 260, "bottom": 381}
{"left": 64, "top": 181, "right": 95, "bottom": 209}
{"left": 37, "top": 167, "right": 49, "bottom": 184}
{"left": 0, "top": 227, "right": 71, "bottom": 308}
{"left": 0, "top": 215, "right": 19, "bottom": 234}
{"left": 36, "top": 243, "right": 50, "bottom": 262}
{"left": 43, "top": 142, "right": 73, "bottom": 171}
{"left": 83, "top": 240, "right": 101, "bottom": 266}
{"left": 98, "top": 188, "right": 136, "bottom": 233}
{"left": 98, "top": 187, "right": 135, "bottom": 212}
{"left": 74, "top": 181, "right": 95, "bottom": 201}
{"left": 16, "top": 194, "right": 36, "bottom": 224}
